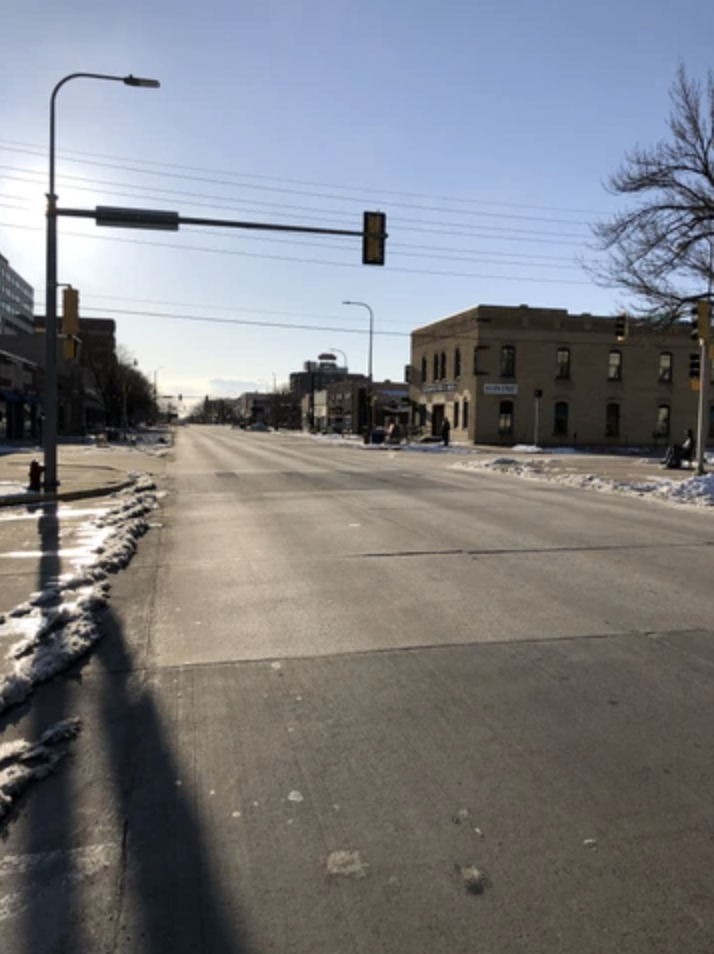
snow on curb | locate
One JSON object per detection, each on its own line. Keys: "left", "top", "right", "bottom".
{"left": 456, "top": 458, "right": 714, "bottom": 508}
{"left": 0, "top": 718, "right": 81, "bottom": 821}
{"left": 0, "top": 476, "right": 158, "bottom": 716}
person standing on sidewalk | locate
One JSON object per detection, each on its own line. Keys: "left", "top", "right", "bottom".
{"left": 441, "top": 417, "right": 451, "bottom": 448}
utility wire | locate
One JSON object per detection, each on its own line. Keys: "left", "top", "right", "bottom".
{"left": 0, "top": 220, "right": 593, "bottom": 285}
{"left": 0, "top": 139, "right": 607, "bottom": 217}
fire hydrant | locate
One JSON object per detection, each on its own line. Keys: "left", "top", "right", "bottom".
{"left": 28, "top": 459, "right": 45, "bottom": 492}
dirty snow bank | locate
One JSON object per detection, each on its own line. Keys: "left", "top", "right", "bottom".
{"left": 456, "top": 458, "right": 714, "bottom": 508}
{"left": 0, "top": 718, "right": 80, "bottom": 821}
{"left": 0, "top": 476, "right": 158, "bottom": 715}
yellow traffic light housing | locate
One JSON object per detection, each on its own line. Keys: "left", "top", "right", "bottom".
{"left": 362, "top": 211, "right": 386, "bottom": 266}
{"left": 62, "top": 287, "right": 79, "bottom": 359}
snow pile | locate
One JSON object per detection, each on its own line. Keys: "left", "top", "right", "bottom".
{"left": 0, "top": 477, "right": 157, "bottom": 715}
{"left": 0, "top": 718, "right": 80, "bottom": 821}
{"left": 511, "top": 444, "right": 544, "bottom": 454}
{"left": 457, "top": 458, "right": 714, "bottom": 508}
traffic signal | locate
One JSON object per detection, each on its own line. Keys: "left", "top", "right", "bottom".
{"left": 62, "top": 287, "right": 79, "bottom": 359}
{"left": 689, "top": 352, "right": 701, "bottom": 378}
{"left": 362, "top": 211, "right": 386, "bottom": 266}
{"left": 615, "top": 314, "right": 627, "bottom": 341}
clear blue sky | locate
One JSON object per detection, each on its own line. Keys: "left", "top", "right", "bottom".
{"left": 1, "top": 0, "right": 712, "bottom": 405}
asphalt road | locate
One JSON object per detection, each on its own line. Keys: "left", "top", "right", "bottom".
{"left": 2, "top": 425, "right": 714, "bottom": 953}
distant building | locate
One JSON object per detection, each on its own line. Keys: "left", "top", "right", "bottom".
{"left": 0, "top": 347, "right": 42, "bottom": 440}
{"left": 410, "top": 303, "right": 711, "bottom": 447}
{"left": 0, "top": 252, "right": 34, "bottom": 335}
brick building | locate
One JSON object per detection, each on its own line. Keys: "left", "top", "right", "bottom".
{"left": 410, "top": 303, "right": 711, "bottom": 448}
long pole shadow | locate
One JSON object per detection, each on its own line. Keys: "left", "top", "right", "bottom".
{"left": 17, "top": 501, "right": 84, "bottom": 953}
{"left": 94, "top": 610, "right": 253, "bottom": 954}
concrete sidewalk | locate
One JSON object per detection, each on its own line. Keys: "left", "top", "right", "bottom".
{"left": 0, "top": 439, "right": 171, "bottom": 507}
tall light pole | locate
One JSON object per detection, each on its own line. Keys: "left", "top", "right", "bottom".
{"left": 342, "top": 300, "right": 374, "bottom": 437}
{"left": 153, "top": 366, "right": 164, "bottom": 424}
{"left": 331, "top": 347, "right": 349, "bottom": 379}
{"left": 44, "top": 72, "right": 160, "bottom": 490}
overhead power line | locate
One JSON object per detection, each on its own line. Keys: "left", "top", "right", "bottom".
{"left": 0, "top": 220, "right": 594, "bottom": 285}
{"left": 0, "top": 138, "right": 607, "bottom": 217}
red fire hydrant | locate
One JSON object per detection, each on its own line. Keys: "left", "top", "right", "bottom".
{"left": 28, "top": 459, "right": 45, "bottom": 492}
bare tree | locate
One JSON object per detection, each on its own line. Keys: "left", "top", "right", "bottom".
{"left": 589, "top": 65, "right": 714, "bottom": 324}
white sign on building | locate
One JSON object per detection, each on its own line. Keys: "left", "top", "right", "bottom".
{"left": 483, "top": 383, "right": 519, "bottom": 396}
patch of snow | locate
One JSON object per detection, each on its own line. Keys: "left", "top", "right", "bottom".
{"left": 457, "top": 457, "right": 714, "bottom": 509}
{"left": 0, "top": 478, "right": 158, "bottom": 716}
{"left": 287, "top": 790, "right": 304, "bottom": 803}
{"left": 511, "top": 444, "right": 544, "bottom": 453}
{"left": 0, "top": 718, "right": 80, "bottom": 821}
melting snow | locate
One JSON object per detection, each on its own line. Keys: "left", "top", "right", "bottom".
{"left": 0, "top": 476, "right": 158, "bottom": 717}
{"left": 0, "top": 718, "right": 81, "bottom": 821}
{"left": 457, "top": 458, "right": 714, "bottom": 508}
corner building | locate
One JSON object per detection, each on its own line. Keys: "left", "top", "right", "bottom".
{"left": 410, "top": 304, "right": 710, "bottom": 448}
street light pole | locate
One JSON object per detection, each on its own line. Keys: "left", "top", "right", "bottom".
{"left": 44, "top": 72, "right": 159, "bottom": 490}
{"left": 153, "top": 366, "right": 164, "bottom": 424}
{"left": 342, "top": 300, "right": 374, "bottom": 437}
{"left": 331, "top": 347, "right": 349, "bottom": 379}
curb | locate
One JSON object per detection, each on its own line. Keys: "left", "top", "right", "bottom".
{"left": 0, "top": 478, "right": 135, "bottom": 509}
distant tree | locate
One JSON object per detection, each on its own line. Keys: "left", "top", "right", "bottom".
{"left": 589, "top": 65, "right": 714, "bottom": 324}
{"left": 81, "top": 341, "right": 155, "bottom": 427}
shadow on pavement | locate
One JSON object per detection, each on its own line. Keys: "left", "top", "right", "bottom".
{"left": 0, "top": 501, "right": 250, "bottom": 954}
{"left": 93, "top": 608, "right": 252, "bottom": 954}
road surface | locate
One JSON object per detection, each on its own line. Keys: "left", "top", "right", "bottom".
{"left": 1, "top": 426, "right": 714, "bottom": 953}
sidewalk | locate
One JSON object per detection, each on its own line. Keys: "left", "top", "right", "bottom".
{"left": 0, "top": 437, "right": 171, "bottom": 508}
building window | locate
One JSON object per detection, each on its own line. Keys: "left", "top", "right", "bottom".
{"left": 440, "top": 351, "right": 447, "bottom": 380}
{"left": 500, "top": 346, "right": 516, "bottom": 378}
{"left": 433, "top": 354, "right": 439, "bottom": 382}
{"left": 499, "top": 400, "right": 514, "bottom": 435}
{"left": 454, "top": 347, "right": 462, "bottom": 378}
{"left": 556, "top": 347, "right": 571, "bottom": 379}
{"left": 605, "top": 402, "right": 620, "bottom": 437}
{"left": 553, "top": 401, "right": 569, "bottom": 436}
{"left": 608, "top": 350, "right": 622, "bottom": 381}
{"left": 659, "top": 352, "right": 673, "bottom": 383}
{"left": 463, "top": 399, "right": 469, "bottom": 430}
{"left": 421, "top": 355, "right": 427, "bottom": 384}
{"left": 656, "top": 404, "right": 671, "bottom": 437}
{"left": 454, "top": 400, "right": 460, "bottom": 428}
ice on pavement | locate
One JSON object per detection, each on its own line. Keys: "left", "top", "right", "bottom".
{"left": 457, "top": 457, "right": 714, "bottom": 507}
{"left": 0, "top": 476, "right": 158, "bottom": 716}
{"left": 0, "top": 718, "right": 80, "bottom": 821}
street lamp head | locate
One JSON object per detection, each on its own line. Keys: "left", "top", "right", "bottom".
{"left": 123, "top": 75, "right": 160, "bottom": 88}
